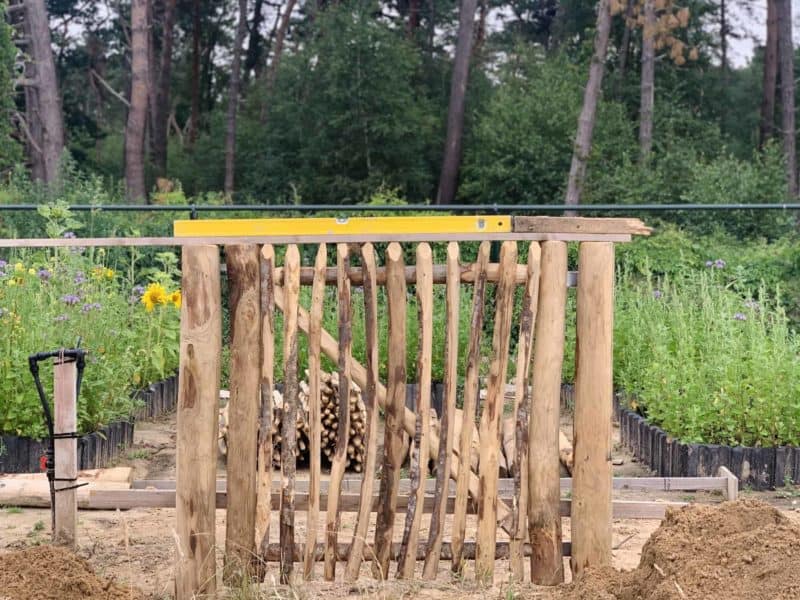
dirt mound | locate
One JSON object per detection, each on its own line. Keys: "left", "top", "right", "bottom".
{"left": 561, "top": 500, "right": 800, "bottom": 600}
{"left": 0, "top": 544, "right": 144, "bottom": 599}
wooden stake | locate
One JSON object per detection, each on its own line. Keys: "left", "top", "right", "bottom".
{"left": 256, "top": 245, "right": 275, "bottom": 564}
{"left": 224, "top": 245, "right": 261, "bottom": 579}
{"left": 570, "top": 242, "right": 614, "bottom": 576}
{"left": 476, "top": 241, "right": 517, "bottom": 583}
{"left": 304, "top": 244, "right": 327, "bottom": 579}
{"left": 423, "top": 242, "right": 460, "bottom": 579}
{"left": 451, "top": 241, "right": 490, "bottom": 573}
{"left": 324, "top": 244, "right": 352, "bottom": 581}
{"left": 53, "top": 358, "right": 77, "bottom": 547}
{"left": 528, "top": 241, "right": 567, "bottom": 586}
{"left": 373, "top": 242, "right": 406, "bottom": 580}
{"left": 345, "top": 243, "right": 380, "bottom": 581}
{"left": 397, "top": 243, "right": 433, "bottom": 579}
{"left": 509, "top": 243, "right": 541, "bottom": 580}
{"left": 280, "top": 244, "right": 301, "bottom": 585}
{"left": 175, "top": 245, "right": 221, "bottom": 600}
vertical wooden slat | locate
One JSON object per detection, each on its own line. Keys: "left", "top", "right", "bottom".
{"left": 422, "top": 241, "right": 460, "bottom": 579}
{"left": 280, "top": 244, "right": 301, "bottom": 585}
{"left": 571, "top": 242, "right": 614, "bottom": 576}
{"left": 476, "top": 241, "right": 517, "bottom": 583}
{"left": 451, "top": 241, "right": 490, "bottom": 574}
{"left": 304, "top": 244, "right": 327, "bottom": 579}
{"left": 175, "top": 245, "right": 221, "bottom": 600}
{"left": 53, "top": 359, "right": 77, "bottom": 547}
{"left": 224, "top": 245, "right": 262, "bottom": 579}
{"left": 256, "top": 245, "right": 275, "bottom": 561}
{"left": 397, "top": 243, "right": 434, "bottom": 579}
{"left": 324, "top": 243, "right": 352, "bottom": 581}
{"left": 509, "top": 243, "right": 541, "bottom": 580}
{"left": 345, "top": 243, "right": 380, "bottom": 581}
{"left": 528, "top": 240, "right": 568, "bottom": 586}
{"left": 373, "top": 242, "right": 407, "bottom": 580}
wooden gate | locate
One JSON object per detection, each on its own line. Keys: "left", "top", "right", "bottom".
{"left": 173, "top": 215, "right": 650, "bottom": 597}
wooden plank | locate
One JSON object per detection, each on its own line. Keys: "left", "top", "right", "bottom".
{"left": 718, "top": 466, "right": 739, "bottom": 501}
{"left": 373, "top": 242, "right": 407, "bottom": 580}
{"left": 422, "top": 242, "right": 460, "bottom": 579}
{"left": 53, "top": 359, "right": 78, "bottom": 547}
{"left": 509, "top": 242, "right": 541, "bottom": 580}
{"left": 451, "top": 241, "right": 490, "bottom": 573}
{"left": 304, "top": 244, "right": 327, "bottom": 579}
{"left": 344, "top": 243, "right": 380, "bottom": 582}
{"left": 397, "top": 243, "right": 434, "bottom": 579}
{"left": 256, "top": 245, "right": 276, "bottom": 561}
{"left": 571, "top": 242, "right": 615, "bottom": 577}
{"left": 513, "top": 216, "right": 651, "bottom": 236}
{"left": 224, "top": 245, "right": 261, "bottom": 578}
{"left": 528, "top": 240, "right": 568, "bottom": 586}
{"left": 324, "top": 244, "right": 352, "bottom": 581}
{"left": 476, "top": 241, "right": 517, "bottom": 583}
{"left": 280, "top": 244, "right": 301, "bottom": 585}
{"left": 175, "top": 245, "right": 221, "bottom": 600}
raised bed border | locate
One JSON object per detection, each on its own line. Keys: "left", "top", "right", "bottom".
{"left": 615, "top": 397, "right": 799, "bottom": 490}
{"left": 0, "top": 373, "right": 179, "bottom": 474}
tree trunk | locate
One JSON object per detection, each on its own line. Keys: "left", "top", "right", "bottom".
{"left": 244, "top": 0, "right": 265, "bottom": 81}
{"left": 225, "top": 0, "right": 248, "bottom": 197}
{"left": 266, "top": 0, "right": 298, "bottom": 94}
{"left": 25, "top": 0, "right": 65, "bottom": 185}
{"left": 615, "top": 0, "right": 634, "bottom": 97}
{"left": 760, "top": 0, "right": 778, "bottom": 147}
{"left": 639, "top": 0, "right": 655, "bottom": 163}
{"left": 152, "top": 0, "right": 177, "bottom": 176}
{"left": 564, "top": 0, "right": 612, "bottom": 208}
{"left": 720, "top": 0, "right": 728, "bottom": 79}
{"left": 125, "top": 0, "right": 150, "bottom": 202}
{"left": 435, "top": 0, "right": 479, "bottom": 205}
{"left": 188, "top": 0, "right": 201, "bottom": 147}
{"left": 777, "top": 0, "right": 797, "bottom": 197}
{"left": 407, "top": 0, "right": 420, "bottom": 36}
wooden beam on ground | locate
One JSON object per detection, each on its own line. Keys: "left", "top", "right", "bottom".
{"left": 513, "top": 216, "right": 651, "bottom": 236}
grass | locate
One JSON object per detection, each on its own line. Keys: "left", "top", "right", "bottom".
{"left": 4, "top": 506, "right": 22, "bottom": 514}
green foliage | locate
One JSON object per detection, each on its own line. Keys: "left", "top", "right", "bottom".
{"left": 0, "top": 2, "right": 21, "bottom": 175}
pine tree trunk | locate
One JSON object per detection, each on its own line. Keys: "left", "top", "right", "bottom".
{"left": 26, "top": 0, "right": 65, "bottom": 185}
{"left": 152, "top": 0, "right": 177, "bottom": 176}
{"left": 760, "top": 0, "right": 778, "bottom": 147}
{"left": 720, "top": 0, "right": 728, "bottom": 79}
{"left": 125, "top": 0, "right": 150, "bottom": 202}
{"left": 436, "top": 0, "right": 479, "bottom": 205}
{"left": 244, "top": 0, "right": 265, "bottom": 81}
{"left": 407, "top": 0, "right": 420, "bottom": 36}
{"left": 564, "top": 0, "right": 612, "bottom": 208}
{"left": 266, "top": 0, "right": 298, "bottom": 93}
{"left": 188, "top": 0, "right": 201, "bottom": 147}
{"left": 224, "top": 0, "right": 248, "bottom": 197}
{"left": 777, "top": 0, "right": 797, "bottom": 197}
{"left": 639, "top": 0, "right": 655, "bottom": 163}
{"left": 615, "top": 0, "right": 633, "bottom": 97}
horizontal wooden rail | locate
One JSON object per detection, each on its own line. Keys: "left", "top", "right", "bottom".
{"left": 514, "top": 216, "right": 651, "bottom": 236}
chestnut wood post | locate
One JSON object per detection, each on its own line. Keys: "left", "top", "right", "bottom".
{"left": 571, "top": 242, "right": 614, "bottom": 576}
{"left": 53, "top": 358, "right": 77, "bottom": 547}
{"left": 175, "top": 245, "right": 221, "bottom": 599}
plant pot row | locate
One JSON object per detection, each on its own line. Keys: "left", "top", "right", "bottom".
{"left": 616, "top": 399, "right": 800, "bottom": 491}
{"left": 0, "top": 373, "right": 179, "bottom": 474}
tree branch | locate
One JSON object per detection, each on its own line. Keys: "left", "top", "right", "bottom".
{"left": 90, "top": 69, "right": 130, "bottom": 107}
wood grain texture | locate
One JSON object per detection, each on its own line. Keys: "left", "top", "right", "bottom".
{"left": 451, "top": 241, "right": 490, "bottom": 573}
{"left": 513, "top": 216, "right": 650, "bottom": 236}
{"left": 304, "top": 244, "right": 327, "bottom": 579}
{"left": 476, "top": 241, "right": 518, "bottom": 583}
{"left": 324, "top": 244, "right": 352, "bottom": 581}
{"left": 528, "top": 241, "right": 567, "bottom": 586}
{"left": 344, "top": 243, "right": 380, "bottom": 581}
{"left": 256, "top": 245, "right": 275, "bottom": 561}
{"left": 175, "top": 245, "right": 221, "bottom": 600}
{"left": 280, "top": 244, "right": 301, "bottom": 585}
{"left": 509, "top": 242, "right": 541, "bottom": 580}
{"left": 53, "top": 360, "right": 77, "bottom": 547}
{"left": 373, "top": 242, "right": 407, "bottom": 580}
{"left": 224, "top": 245, "right": 262, "bottom": 579}
{"left": 397, "top": 243, "right": 434, "bottom": 579}
{"left": 422, "top": 242, "right": 460, "bottom": 579}
{"left": 570, "top": 242, "right": 614, "bottom": 577}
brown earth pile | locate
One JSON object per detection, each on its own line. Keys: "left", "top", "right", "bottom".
{"left": 0, "top": 545, "right": 144, "bottom": 600}
{"left": 561, "top": 500, "right": 800, "bottom": 600}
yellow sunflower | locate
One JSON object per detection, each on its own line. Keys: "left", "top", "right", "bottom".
{"left": 169, "top": 290, "right": 182, "bottom": 309}
{"left": 141, "top": 282, "right": 168, "bottom": 312}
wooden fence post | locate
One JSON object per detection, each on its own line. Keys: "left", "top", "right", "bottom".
{"left": 571, "top": 242, "right": 614, "bottom": 576}
{"left": 53, "top": 358, "right": 77, "bottom": 547}
{"left": 176, "top": 245, "right": 221, "bottom": 600}
{"left": 528, "top": 240, "right": 567, "bottom": 586}
{"left": 224, "top": 244, "right": 262, "bottom": 579}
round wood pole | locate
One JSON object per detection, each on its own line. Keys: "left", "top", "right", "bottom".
{"left": 570, "top": 242, "right": 614, "bottom": 576}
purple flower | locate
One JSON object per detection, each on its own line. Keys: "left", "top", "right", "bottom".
{"left": 61, "top": 294, "right": 80, "bottom": 306}
{"left": 0, "top": 260, "right": 6, "bottom": 268}
{"left": 54, "top": 314, "right": 69, "bottom": 322}
{"left": 652, "top": 289, "right": 663, "bottom": 299}
{"left": 714, "top": 259, "right": 726, "bottom": 269}
{"left": 74, "top": 271, "right": 87, "bottom": 285}
{"left": 744, "top": 299, "right": 760, "bottom": 311}
{"left": 81, "top": 302, "right": 102, "bottom": 313}
{"left": 132, "top": 285, "right": 145, "bottom": 296}
{"left": 733, "top": 312, "right": 747, "bottom": 321}
{"left": 37, "top": 268, "right": 51, "bottom": 281}
{"left": 62, "top": 232, "right": 76, "bottom": 239}
{"left": 705, "top": 260, "right": 713, "bottom": 268}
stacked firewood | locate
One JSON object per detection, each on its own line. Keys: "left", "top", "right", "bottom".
{"left": 319, "top": 370, "right": 368, "bottom": 471}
